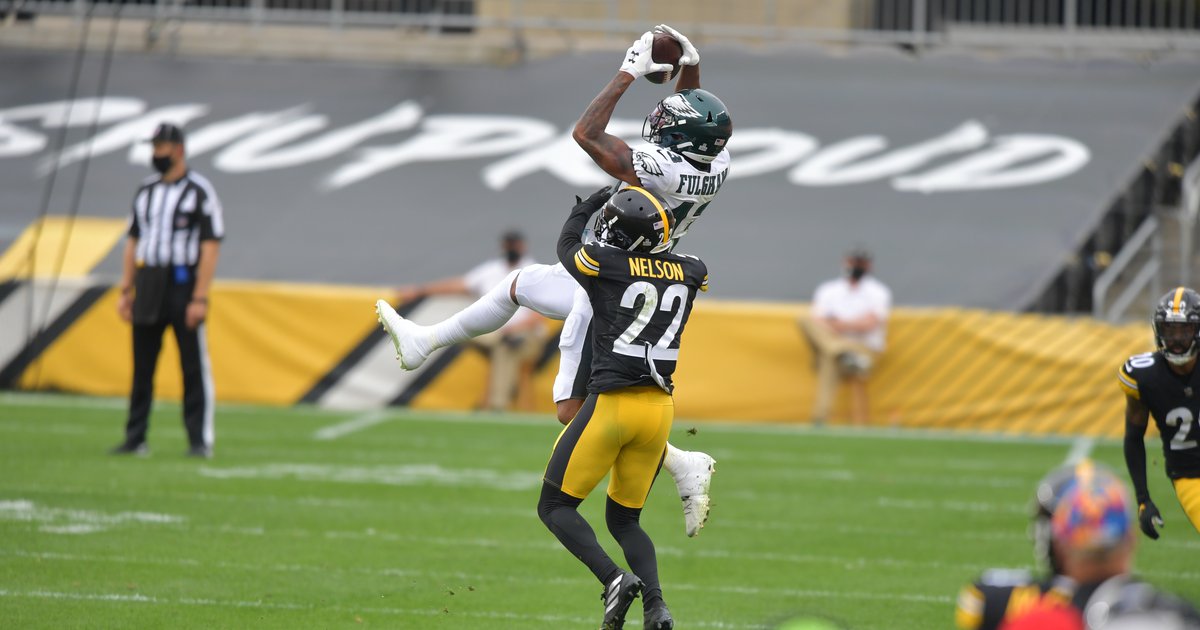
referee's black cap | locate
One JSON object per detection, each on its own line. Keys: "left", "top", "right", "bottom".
{"left": 149, "top": 122, "right": 186, "bottom": 145}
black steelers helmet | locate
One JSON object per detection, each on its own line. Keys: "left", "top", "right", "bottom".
{"left": 1153, "top": 287, "right": 1200, "bottom": 365}
{"left": 642, "top": 89, "right": 732, "bottom": 164}
{"left": 594, "top": 186, "right": 674, "bottom": 254}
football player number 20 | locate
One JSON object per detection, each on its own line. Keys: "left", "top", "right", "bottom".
{"left": 1165, "top": 407, "right": 1199, "bottom": 451}
{"left": 614, "top": 281, "right": 687, "bottom": 361}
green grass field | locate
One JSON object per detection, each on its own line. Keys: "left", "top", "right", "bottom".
{"left": 1, "top": 393, "right": 1198, "bottom": 629}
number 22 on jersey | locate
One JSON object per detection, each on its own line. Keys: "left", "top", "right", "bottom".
{"left": 614, "top": 281, "right": 687, "bottom": 361}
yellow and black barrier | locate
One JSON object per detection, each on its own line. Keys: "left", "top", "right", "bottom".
{"left": 0, "top": 215, "right": 1155, "bottom": 436}
{"left": 0, "top": 277, "right": 1152, "bottom": 437}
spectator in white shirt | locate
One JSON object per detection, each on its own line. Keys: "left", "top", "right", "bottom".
{"left": 799, "top": 248, "right": 891, "bottom": 426}
{"left": 395, "top": 231, "right": 546, "bottom": 411}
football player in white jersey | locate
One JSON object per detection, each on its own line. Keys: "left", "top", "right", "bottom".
{"left": 376, "top": 24, "right": 732, "bottom": 538}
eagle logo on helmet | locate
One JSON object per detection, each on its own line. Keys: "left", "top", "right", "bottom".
{"left": 642, "top": 88, "right": 733, "bottom": 165}
{"left": 658, "top": 93, "right": 703, "bottom": 120}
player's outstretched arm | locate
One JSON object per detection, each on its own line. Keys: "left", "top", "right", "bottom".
{"left": 572, "top": 73, "right": 639, "bottom": 186}
{"left": 573, "top": 32, "right": 669, "bottom": 186}
{"left": 654, "top": 24, "right": 701, "bottom": 92}
{"left": 557, "top": 187, "right": 615, "bottom": 274}
{"left": 1123, "top": 394, "right": 1162, "bottom": 539}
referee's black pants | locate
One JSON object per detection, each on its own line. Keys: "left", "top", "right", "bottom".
{"left": 123, "top": 283, "right": 213, "bottom": 450}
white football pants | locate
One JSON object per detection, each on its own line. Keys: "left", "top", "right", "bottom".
{"left": 511, "top": 263, "right": 594, "bottom": 402}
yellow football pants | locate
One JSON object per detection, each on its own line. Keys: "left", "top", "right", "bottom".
{"left": 543, "top": 387, "right": 673, "bottom": 509}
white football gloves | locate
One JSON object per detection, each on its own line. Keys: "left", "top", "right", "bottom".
{"left": 619, "top": 31, "right": 673, "bottom": 80}
{"left": 654, "top": 23, "right": 699, "bottom": 66}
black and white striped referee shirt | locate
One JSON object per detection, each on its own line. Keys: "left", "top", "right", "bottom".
{"left": 127, "top": 171, "right": 225, "bottom": 267}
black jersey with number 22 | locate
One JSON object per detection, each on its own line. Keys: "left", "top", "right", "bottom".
{"left": 558, "top": 197, "right": 708, "bottom": 396}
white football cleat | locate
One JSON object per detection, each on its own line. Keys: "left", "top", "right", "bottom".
{"left": 670, "top": 450, "right": 715, "bottom": 537}
{"left": 375, "top": 299, "right": 430, "bottom": 370}
{"left": 681, "top": 494, "right": 711, "bottom": 539}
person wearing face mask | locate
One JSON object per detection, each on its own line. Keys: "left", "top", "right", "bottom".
{"left": 798, "top": 247, "right": 891, "bottom": 426}
{"left": 393, "top": 231, "right": 546, "bottom": 411}
{"left": 110, "top": 123, "right": 225, "bottom": 458}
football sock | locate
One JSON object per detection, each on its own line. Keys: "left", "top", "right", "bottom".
{"left": 426, "top": 269, "right": 520, "bottom": 351}
{"left": 537, "top": 483, "right": 621, "bottom": 584}
{"left": 606, "top": 496, "right": 662, "bottom": 606}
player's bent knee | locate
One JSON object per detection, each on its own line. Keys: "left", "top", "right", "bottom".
{"left": 537, "top": 481, "right": 581, "bottom": 526}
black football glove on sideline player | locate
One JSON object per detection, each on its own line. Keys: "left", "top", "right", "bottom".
{"left": 1138, "top": 498, "right": 1164, "bottom": 540}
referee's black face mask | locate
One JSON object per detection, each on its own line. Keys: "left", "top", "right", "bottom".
{"left": 152, "top": 154, "right": 173, "bottom": 174}
{"left": 151, "top": 142, "right": 179, "bottom": 174}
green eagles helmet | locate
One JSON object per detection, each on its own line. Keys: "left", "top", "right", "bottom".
{"left": 595, "top": 186, "right": 675, "bottom": 254}
{"left": 642, "top": 88, "right": 732, "bottom": 164}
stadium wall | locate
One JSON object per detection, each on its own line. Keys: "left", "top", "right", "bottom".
{"left": 0, "top": 274, "right": 1154, "bottom": 438}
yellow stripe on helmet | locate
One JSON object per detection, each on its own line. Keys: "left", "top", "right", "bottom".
{"left": 625, "top": 185, "right": 670, "bottom": 246}
{"left": 1174, "top": 287, "right": 1186, "bottom": 315}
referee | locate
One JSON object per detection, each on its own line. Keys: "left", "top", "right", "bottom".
{"left": 110, "top": 123, "right": 224, "bottom": 458}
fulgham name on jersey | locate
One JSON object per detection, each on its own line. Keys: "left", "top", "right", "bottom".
{"left": 673, "top": 170, "right": 728, "bottom": 197}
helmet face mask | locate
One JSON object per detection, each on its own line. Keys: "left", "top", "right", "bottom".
{"left": 642, "top": 89, "right": 732, "bottom": 164}
{"left": 1153, "top": 288, "right": 1200, "bottom": 366}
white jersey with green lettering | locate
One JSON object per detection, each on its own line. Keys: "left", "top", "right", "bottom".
{"left": 631, "top": 146, "right": 730, "bottom": 251}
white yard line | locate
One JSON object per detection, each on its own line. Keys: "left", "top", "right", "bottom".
{"left": 310, "top": 410, "right": 393, "bottom": 440}
{"left": 0, "top": 392, "right": 1123, "bottom": 443}
{"left": 0, "top": 550, "right": 956, "bottom": 605}
{"left": 1064, "top": 436, "right": 1096, "bottom": 464}
{"left": 0, "top": 587, "right": 778, "bottom": 628}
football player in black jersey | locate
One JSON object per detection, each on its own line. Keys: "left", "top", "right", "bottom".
{"left": 535, "top": 186, "right": 707, "bottom": 630}
{"left": 956, "top": 463, "right": 1081, "bottom": 630}
{"left": 1119, "top": 287, "right": 1200, "bottom": 539}
{"left": 957, "top": 460, "right": 1200, "bottom": 630}
{"left": 1011, "top": 461, "right": 1199, "bottom": 629}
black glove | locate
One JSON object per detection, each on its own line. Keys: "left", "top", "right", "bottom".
{"left": 575, "top": 185, "right": 615, "bottom": 211}
{"left": 1138, "top": 499, "right": 1164, "bottom": 540}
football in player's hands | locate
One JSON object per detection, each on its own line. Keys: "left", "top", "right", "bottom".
{"left": 644, "top": 32, "right": 682, "bottom": 84}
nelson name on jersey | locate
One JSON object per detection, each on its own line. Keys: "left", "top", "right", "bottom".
{"left": 629, "top": 257, "right": 686, "bottom": 281}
